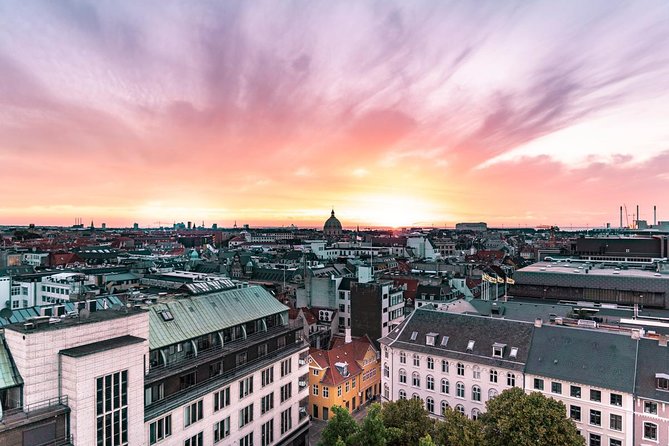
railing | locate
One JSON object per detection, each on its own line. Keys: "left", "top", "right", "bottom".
{"left": 23, "top": 395, "right": 69, "bottom": 414}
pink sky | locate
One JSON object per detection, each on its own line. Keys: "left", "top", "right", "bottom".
{"left": 1, "top": 1, "right": 669, "bottom": 228}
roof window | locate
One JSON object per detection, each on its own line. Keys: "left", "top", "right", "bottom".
{"left": 492, "top": 343, "right": 506, "bottom": 358}
{"left": 160, "top": 310, "right": 174, "bottom": 321}
{"left": 440, "top": 336, "right": 449, "bottom": 347}
{"left": 466, "top": 340, "right": 475, "bottom": 351}
{"left": 410, "top": 331, "right": 418, "bottom": 341}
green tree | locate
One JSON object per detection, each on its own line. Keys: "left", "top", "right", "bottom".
{"left": 480, "top": 387, "right": 585, "bottom": 446}
{"left": 433, "top": 408, "right": 484, "bottom": 446}
{"left": 351, "top": 403, "right": 387, "bottom": 446}
{"left": 334, "top": 438, "right": 347, "bottom": 446}
{"left": 418, "top": 434, "right": 437, "bottom": 446}
{"left": 381, "top": 398, "right": 434, "bottom": 446}
{"left": 319, "top": 406, "right": 359, "bottom": 446}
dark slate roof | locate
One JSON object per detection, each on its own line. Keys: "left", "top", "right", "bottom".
{"left": 338, "top": 277, "right": 355, "bottom": 291}
{"left": 59, "top": 335, "right": 145, "bottom": 358}
{"left": 381, "top": 308, "right": 534, "bottom": 371}
{"left": 253, "top": 267, "right": 298, "bottom": 283}
{"left": 634, "top": 338, "right": 669, "bottom": 402}
{"left": 526, "top": 325, "right": 638, "bottom": 393}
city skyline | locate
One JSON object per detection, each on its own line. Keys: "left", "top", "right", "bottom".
{"left": 2, "top": 1, "right": 669, "bottom": 228}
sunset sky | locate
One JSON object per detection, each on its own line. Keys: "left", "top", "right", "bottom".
{"left": 1, "top": 1, "right": 669, "bottom": 228}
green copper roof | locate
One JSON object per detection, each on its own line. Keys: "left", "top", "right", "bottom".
{"left": 0, "top": 335, "right": 23, "bottom": 390}
{"left": 148, "top": 285, "right": 288, "bottom": 350}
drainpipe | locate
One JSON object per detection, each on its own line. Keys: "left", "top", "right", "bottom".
{"left": 57, "top": 354, "right": 62, "bottom": 400}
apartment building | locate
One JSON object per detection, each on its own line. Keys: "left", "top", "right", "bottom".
{"left": 634, "top": 337, "right": 669, "bottom": 446}
{"left": 351, "top": 280, "right": 405, "bottom": 347}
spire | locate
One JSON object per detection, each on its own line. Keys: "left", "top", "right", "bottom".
{"left": 331, "top": 209, "right": 335, "bottom": 217}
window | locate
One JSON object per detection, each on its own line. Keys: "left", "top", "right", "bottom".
{"left": 441, "top": 400, "right": 449, "bottom": 415}
{"left": 209, "top": 361, "right": 223, "bottom": 377}
{"left": 427, "top": 375, "right": 434, "bottom": 391}
{"left": 281, "top": 383, "right": 292, "bottom": 403}
{"left": 657, "top": 376, "right": 669, "bottom": 390}
{"left": 214, "top": 387, "right": 230, "bottom": 411}
{"left": 590, "top": 389, "right": 601, "bottom": 402}
{"left": 399, "top": 389, "right": 406, "bottom": 399}
{"left": 145, "top": 383, "right": 164, "bottom": 405}
{"left": 534, "top": 378, "right": 544, "bottom": 391}
{"left": 455, "top": 404, "right": 465, "bottom": 415}
{"left": 312, "top": 369, "right": 319, "bottom": 376}
{"left": 262, "top": 367, "right": 274, "bottom": 387}
{"left": 609, "top": 439, "right": 622, "bottom": 446}
{"left": 492, "top": 343, "right": 504, "bottom": 357}
{"left": 609, "top": 414, "right": 622, "bottom": 431}
{"left": 399, "top": 369, "right": 407, "bottom": 384}
{"left": 570, "top": 385, "right": 581, "bottom": 398}
{"left": 457, "top": 363, "right": 464, "bottom": 376}
{"left": 570, "top": 405, "right": 581, "bottom": 421}
{"left": 412, "top": 372, "right": 420, "bottom": 387}
{"left": 261, "top": 420, "right": 273, "bottom": 446}
{"left": 472, "top": 366, "right": 480, "bottom": 380}
{"left": 467, "top": 340, "right": 475, "bottom": 351}
{"left": 610, "top": 393, "right": 622, "bottom": 407}
{"left": 441, "top": 379, "right": 450, "bottom": 394}
{"left": 509, "top": 347, "right": 518, "bottom": 358}
{"left": 96, "top": 371, "right": 129, "bottom": 445}
{"left": 261, "top": 393, "right": 274, "bottom": 414}
{"left": 184, "top": 400, "right": 203, "bottom": 427}
{"left": 427, "top": 357, "right": 434, "bottom": 370}
{"left": 643, "top": 422, "right": 657, "bottom": 440}
{"left": 551, "top": 382, "right": 562, "bottom": 394}
{"left": 384, "top": 363, "right": 389, "bottom": 378}
{"left": 312, "top": 384, "right": 319, "bottom": 396}
{"left": 281, "top": 358, "right": 292, "bottom": 377}
{"left": 410, "top": 331, "right": 418, "bottom": 341}
{"left": 240, "top": 376, "right": 254, "bottom": 399}
{"left": 180, "top": 371, "right": 197, "bottom": 390}
{"left": 589, "top": 409, "right": 601, "bottom": 426}
{"left": 456, "top": 382, "right": 465, "bottom": 398}
{"left": 488, "top": 388, "right": 498, "bottom": 400}
{"left": 236, "top": 352, "right": 247, "bottom": 366}
{"left": 258, "top": 343, "right": 268, "bottom": 357}
{"left": 413, "top": 354, "right": 420, "bottom": 367}
{"left": 337, "top": 385, "right": 342, "bottom": 397}
{"left": 489, "top": 369, "right": 498, "bottom": 383}
{"left": 400, "top": 352, "right": 406, "bottom": 364}
{"left": 506, "top": 373, "right": 515, "bottom": 387}
{"left": 442, "top": 360, "right": 449, "bottom": 373}
{"left": 589, "top": 433, "right": 601, "bottom": 446}
{"left": 345, "top": 381, "right": 350, "bottom": 392}
{"left": 472, "top": 408, "right": 480, "bottom": 420}
{"left": 239, "top": 432, "right": 253, "bottom": 446}
{"left": 149, "top": 415, "right": 171, "bottom": 445}
{"left": 184, "top": 432, "right": 203, "bottom": 446}
{"left": 239, "top": 404, "right": 254, "bottom": 428}
{"left": 472, "top": 385, "right": 481, "bottom": 401}
{"left": 426, "top": 397, "right": 435, "bottom": 413}
{"left": 214, "top": 417, "right": 230, "bottom": 443}
{"left": 322, "top": 386, "right": 329, "bottom": 398}
{"left": 281, "top": 408, "right": 292, "bottom": 434}
{"left": 644, "top": 401, "right": 658, "bottom": 414}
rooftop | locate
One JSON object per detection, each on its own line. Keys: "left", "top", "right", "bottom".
{"left": 60, "top": 334, "right": 145, "bottom": 358}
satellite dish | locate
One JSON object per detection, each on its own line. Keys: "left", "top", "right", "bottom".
{"left": 0, "top": 308, "right": 13, "bottom": 323}
{"left": 79, "top": 309, "right": 90, "bottom": 320}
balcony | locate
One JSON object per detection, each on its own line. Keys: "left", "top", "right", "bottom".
{"left": 298, "top": 373, "right": 309, "bottom": 392}
{"left": 0, "top": 396, "right": 70, "bottom": 438}
{"left": 299, "top": 396, "right": 310, "bottom": 421}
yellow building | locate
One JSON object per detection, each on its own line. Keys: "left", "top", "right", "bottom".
{"left": 307, "top": 335, "right": 381, "bottom": 420}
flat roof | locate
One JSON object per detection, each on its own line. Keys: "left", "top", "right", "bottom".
{"left": 5, "top": 308, "right": 146, "bottom": 334}
{"left": 60, "top": 335, "right": 145, "bottom": 358}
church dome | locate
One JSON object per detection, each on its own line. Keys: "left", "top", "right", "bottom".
{"left": 323, "top": 209, "right": 343, "bottom": 237}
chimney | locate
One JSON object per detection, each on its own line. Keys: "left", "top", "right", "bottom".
{"left": 654, "top": 205, "right": 657, "bottom": 226}
{"left": 345, "top": 328, "right": 352, "bottom": 344}
{"left": 620, "top": 206, "right": 623, "bottom": 229}
{"left": 659, "top": 335, "right": 668, "bottom": 347}
{"left": 637, "top": 205, "right": 640, "bottom": 228}
{"left": 534, "top": 318, "right": 543, "bottom": 328}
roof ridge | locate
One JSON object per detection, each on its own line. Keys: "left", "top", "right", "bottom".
{"left": 389, "top": 308, "right": 417, "bottom": 347}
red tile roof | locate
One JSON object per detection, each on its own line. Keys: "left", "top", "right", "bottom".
{"left": 309, "top": 336, "right": 378, "bottom": 386}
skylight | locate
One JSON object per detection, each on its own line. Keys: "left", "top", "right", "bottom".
{"left": 467, "top": 340, "right": 475, "bottom": 351}
{"left": 440, "top": 336, "right": 449, "bottom": 347}
{"left": 410, "top": 331, "right": 418, "bottom": 341}
{"left": 510, "top": 347, "right": 518, "bottom": 359}
{"left": 160, "top": 310, "right": 174, "bottom": 321}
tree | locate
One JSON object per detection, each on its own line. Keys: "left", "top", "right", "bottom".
{"left": 433, "top": 408, "right": 484, "bottom": 446}
{"left": 381, "top": 398, "right": 434, "bottom": 446}
{"left": 319, "top": 406, "right": 359, "bottom": 446}
{"left": 480, "top": 387, "right": 585, "bottom": 446}
{"left": 351, "top": 403, "right": 387, "bottom": 446}
{"left": 418, "top": 434, "right": 437, "bottom": 446}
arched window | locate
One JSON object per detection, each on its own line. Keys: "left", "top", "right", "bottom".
{"left": 441, "top": 400, "right": 449, "bottom": 416}
{"left": 456, "top": 382, "right": 465, "bottom": 398}
{"left": 426, "top": 397, "right": 435, "bottom": 413}
{"left": 457, "top": 363, "right": 465, "bottom": 376}
{"left": 413, "top": 354, "right": 420, "bottom": 367}
{"left": 384, "top": 384, "right": 389, "bottom": 399}
{"left": 442, "top": 360, "right": 449, "bottom": 373}
{"left": 427, "top": 357, "right": 434, "bottom": 370}
{"left": 507, "top": 372, "right": 515, "bottom": 387}
{"left": 399, "top": 352, "right": 406, "bottom": 364}
{"left": 472, "top": 408, "right": 480, "bottom": 420}
{"left": 441, "top": 379, "right": 450, "bottom": 394}
{"left": 412, "top": 372, "right": 421, "bottom": 387}
{"left": 384, "top": 362, "right": 389, "bottom": 378}
{"left": 399, "top": 369, "right": 406, "bottom": 384}
{"left": 488, "top": 388, "right": 498, "bottom": 400}
{"left": 399, "top": 389, "right": 406, "bottom": 400}
{"left": 489, "top": 369, "right": 498, "bottom": 383}
{"left": 472, "top": 365, "right": 481, "bottom": 380}
{"left": 412, "top": 393, "right": 421, "bottom": 401}
{"left": 455, "top": 404, "right": 465, "bottom": 415}
{"left": 472, "top": 385, "right": 481, "bottom": 401}
{"left": 427, "top": 375, "right": 435, "bottom": 391}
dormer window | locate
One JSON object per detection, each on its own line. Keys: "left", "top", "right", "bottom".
{"left": 656, "top": 373, "right": 669, "bottom": 391}
{"left": 335, "top": 362, "right": 350, "bottom": 378}
{"left": 426, "top": 333, "right": 438, "bottom": 346}
{"left": 410, "top": 331, "right": 418, "bottom": 341}
{"left": 440, "top": 336, "right": 449, "bottom": 347}
{"left": 509, "top": 347, "right": 518, "bottom": 359}
{"left": 466, "top": 340, "right": 475, "bottom": 352}
{"left": 492, "top": 343, "right": 506, "bottom": 358}
{"left": 160, "top": 310, "right": 174, "bottom": 321}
